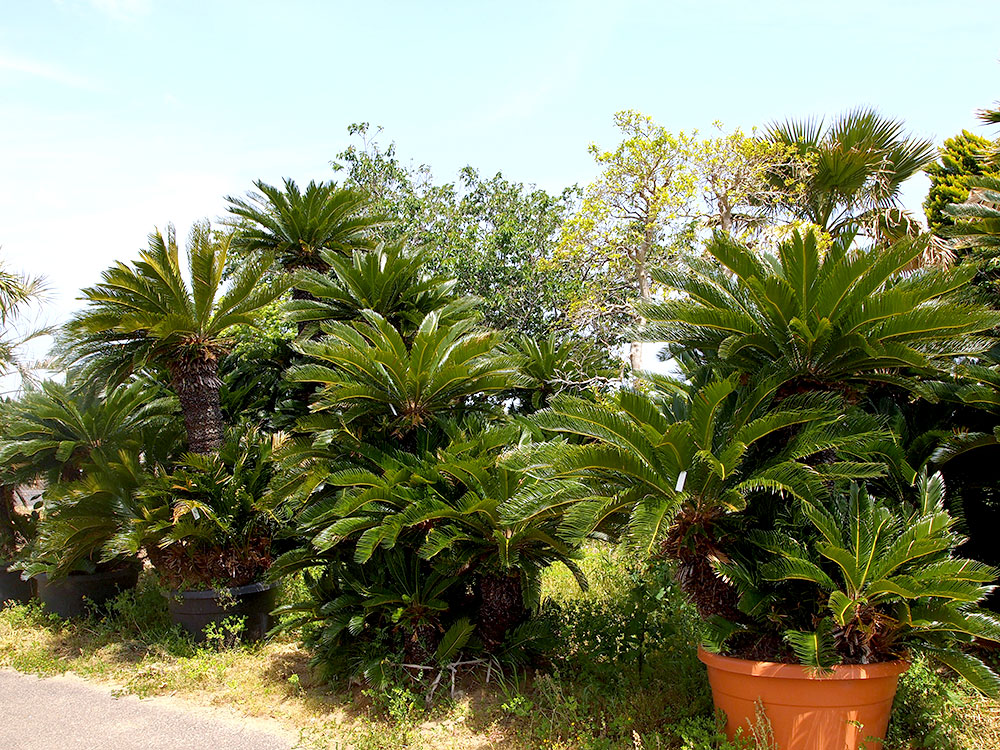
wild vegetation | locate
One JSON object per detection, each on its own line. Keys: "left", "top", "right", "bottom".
{"left": 3, "top": 99, "right": 1000, "bottom": 748}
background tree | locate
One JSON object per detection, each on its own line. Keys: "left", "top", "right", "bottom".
{"left": 923, "top": 131, "right": 998, "bottom": 233}
{"left": 765, "top": 109, "right": 935, "bottom": 240}
{"left": 333, "top": 124, "right": 578, "bottom": 338}
{"left": 556, "top": 110, "right": 699, "bottom": 371}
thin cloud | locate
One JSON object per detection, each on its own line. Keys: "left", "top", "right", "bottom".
{"left": 0, "top": 54, "right": 100, "bottom": 91}
{"left": 85, "top": 0, "right": 152, "bottom": 21}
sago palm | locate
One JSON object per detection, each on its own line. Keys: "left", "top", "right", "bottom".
{"left": 227, "top": 178, "right": 380, "bottom": 282}
{"left": 0, "top": 379, "right": 178, "bottom": 484}
{"left": 639, "top": 229, "right": 1000, "bottom": 394}
{"left": 286, "top": 243, "right": 476, "bottom": 338}
{"left": 502, "top": 331, "right": 618, "bottom": 414}
{"left": 289, "top": 310, "right": 515, "bottom": 442}
{"left": 509, "top": 377, "right": 893, "bottom": 618}
{"left": 60, "top": 224, "right": 287, "bottom": 453}
{"left": 714, "top": 474, "right": 1000, "bottom": 695}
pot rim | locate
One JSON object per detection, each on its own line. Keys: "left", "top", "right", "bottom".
{"left": 35, "top": 560, "right": 142, "bottom": 583}
{"left": 698, "top": 645, "right": 909, "bottom": 680}
{"left": 162, "top": 580, "right": 278, "bottom": 599}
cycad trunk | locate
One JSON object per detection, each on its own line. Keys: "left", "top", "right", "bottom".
{"left": 477, "top": 572, "right": 527, "bottom": 652}
{"left": 170, "top": 356, "right": 224, "bottom": 453}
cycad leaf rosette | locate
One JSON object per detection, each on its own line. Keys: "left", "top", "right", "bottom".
{"left": 639, "top": 229, "right": 1000, "bottom": 394}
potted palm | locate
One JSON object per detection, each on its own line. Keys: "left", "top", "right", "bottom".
{"left": 700, "top": 473, "right": 1000, "bottom": 749}
{"left": 514, "top": 375, "right": 990, "bottom": 750}
{"left": 53, "top": 223, "right": 287, "bottom": 636}
{"left": 112, "top": 425, "right": 284, "bottom": 642}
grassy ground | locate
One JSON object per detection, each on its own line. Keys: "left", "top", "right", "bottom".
{"left": 0, "top": 550, "right": 997, "bottom": 750}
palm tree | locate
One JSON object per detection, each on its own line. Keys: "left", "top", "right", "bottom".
{"left": 60, "top": 223, "right": 288, "bottom": 453}
{"left": 509, "top": 377, "right": 893, "bottom": 619}
{"left": 765, "top": 109, "right": 935, "bottom": 239}
{"left": 502, "top": 331, "right": 618, "bottom": 414}
{"left": 639, "top": 229, "right": 1000, "bottom": 395}
{"left": 0, "top": 255, "right": 52, "bottom": 391}
{"left": 226, "top": 178, "right": 381, "bottom": 293}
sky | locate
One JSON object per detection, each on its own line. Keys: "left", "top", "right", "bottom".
{"left": 2, "top": 0, "right": 1000, "bottom": 357}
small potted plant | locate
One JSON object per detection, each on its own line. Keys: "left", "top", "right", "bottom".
{"left": 112, "top": 424, "right": 284, "bottom": 642}
{"left": 700, "top": 472, "right": 1000, "bottom": 750}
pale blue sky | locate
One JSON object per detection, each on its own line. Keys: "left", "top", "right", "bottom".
{"left": 2, "top": 0, "right": 1000, "bottom": 329}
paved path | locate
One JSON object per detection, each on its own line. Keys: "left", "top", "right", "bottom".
{"left": 0, "top": 670, "right": 296, "bottom": 750}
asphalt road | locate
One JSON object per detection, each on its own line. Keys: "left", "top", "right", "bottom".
{"left": 0, "top": 670, "right": 295, "bottom": 750}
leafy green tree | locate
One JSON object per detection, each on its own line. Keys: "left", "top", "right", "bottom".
{"left": 639, "top": 229, "right": 1000, "bottom": 395}
{"left": 333, "top": 124, "right": 578, "bottom": 337}
{"left": 923, "top": 131, "right": 998, "bottom": 233}
{"left": 60, "top": 223, "right": 287, "bottom": 453}
{"left": 765, "top": 109, "right": 935, "bottom": 239}
{"left": 557, "top": 110, "right": 700, "bottom": 369}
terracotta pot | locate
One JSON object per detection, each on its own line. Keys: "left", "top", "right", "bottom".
{"left": 699, "top": 647, "right": 908, "bottom": 750}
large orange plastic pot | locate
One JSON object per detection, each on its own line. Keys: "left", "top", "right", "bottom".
{"left": 699, "top": 647, "right": 908, "bottom": 750}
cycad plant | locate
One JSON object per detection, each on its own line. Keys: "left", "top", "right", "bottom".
{"left": 639, "top": 229, "right": 1000, "bottom": 395}
{"left": 503, "top": 331, "right": 618, "bottom": 414}
{"left": 0, "top": 380, "right": 181, "bottom": 578}
{"left": 286, "top": 243, "right": 477, "bottom": 339}
{"left": 289, "top": 310, "right": 515, "bottom": 445}
{"left": 226, "top": 178, "right": 380, "bottom": 285}
{"left": 0, "top": 379, "right": 178, "bottom": 484}
{"left": 509, "top": 376, "right": 895, "bottom": 619}
{"left": 108, "top": 425, "right": 284, "bottom": 589}
{"left": 711, "top": 473, "right": 1000, "bottom": 695}
{"left": 60, "top": 223, "right": 287, "bottom": 453}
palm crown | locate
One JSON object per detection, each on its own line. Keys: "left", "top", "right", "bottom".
{"left": 509, "top": 377, "right": 892, "bottom": 618}
{"left": 227, "top": 178, "right": 381, "bottom": 277}
{"left": 765, "top": 109, "right": 936, "bottom": 238}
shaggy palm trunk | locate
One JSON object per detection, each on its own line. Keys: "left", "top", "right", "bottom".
{"left": 662, "top": 511, "right": 743, "bottom": 623}
{"left": 477, "top": 572, "right": 528, "bottom": 652}
{"left": 170, "top": 356, "right": 224, "bottom": 454}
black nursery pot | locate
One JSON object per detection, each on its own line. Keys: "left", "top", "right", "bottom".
{"left": 35, "top": 563, "right": 141, "bottom": 618}
{"left": 0, "top": 563, "right": 33, "bottom": 605}
{"left": 164, "top": 581, "right": 278, "bottom": 643}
